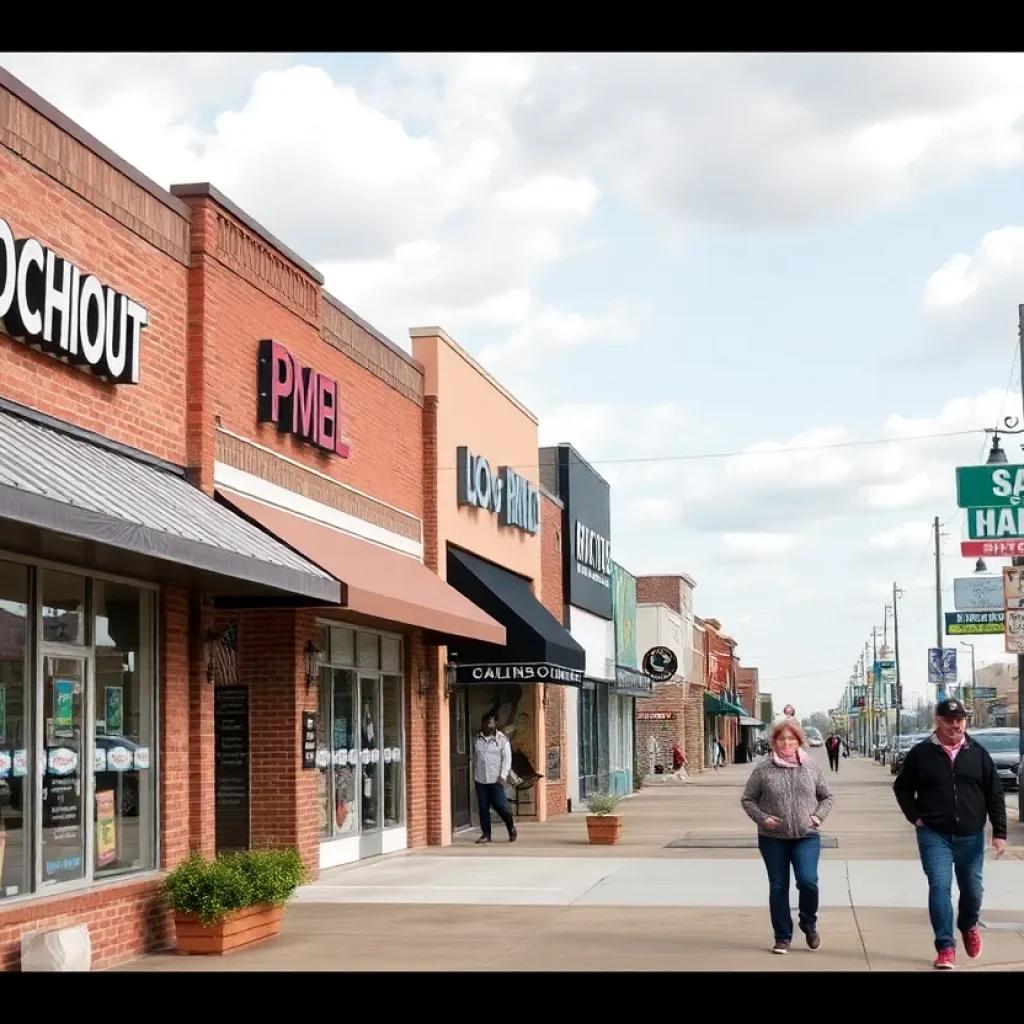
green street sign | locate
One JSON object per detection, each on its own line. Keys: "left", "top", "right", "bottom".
{"left": 957, "top": 464, "right": 1024, "bottom": 509}
{"left": 967, "top": 507, "right": 1024, "bottom": 540}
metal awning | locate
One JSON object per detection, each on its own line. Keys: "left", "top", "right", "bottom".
{"left": 739, "top": 716, "right": 766, "bottom": 728}
{"left": 704, "top": 692, "right": 745, "bottom": 717}
{"left": 0, "top": 408, "right": 341, "bottom": 604}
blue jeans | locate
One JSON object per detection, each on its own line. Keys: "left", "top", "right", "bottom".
{"left": 915, "top": 826, "right": 985, "bottom": 952}
{"left": 758, "top": 833, "right": 821, "bottom": 943}
{"left": 475, "top": 782, "right": 514, "bottom": 838}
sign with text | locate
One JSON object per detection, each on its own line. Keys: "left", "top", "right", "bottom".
{"left": 953, "top": 575, "right": 1003, "bottom": 612}
{"left": 962, "top": 539, "right": 1024, "bottom": 558}
{"left": 257, "top": 339, "right": 351, "bottom": 458}
{"left": 957, "top": 464, "right": 1024, "bottom": 509}
{"left": 456, "top": 446, "right": 540, "bottom": 535}
{"left": 214, "top": 685, "right": 250, "bottom": 854}
{"left": 637, "top": 711, "right": 677, "bottom": 721}
{"left": 301, "top": 710, "right": 318, "bottom": 771}
{"left": 456, "top": 662, "right": 583, "bottom": 686}
{"left": 1004, "top": 566, "right": 1024, "bottom": 605}
{"left": 945, "top": 610, "right": 1005, "bottom": 635}
{"left": 967, "top": 507, "right": 1024, "bottom": 541}
{"left": 0, "top": 215, "right": 149, "bottom": 385}
{"left": 642, "top": 647, "right": 678, "bottom": 682}
{"left": 613, "top": 664, "right": 653, "bottom": 697}
{"left": 1005, "top": 608, "right": 1024, "bottom": 654}
{"left": 927, "top": 648, "right": 957, "bottom": 686}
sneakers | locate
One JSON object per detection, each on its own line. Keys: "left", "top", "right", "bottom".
{"left": 475, "top": 835, "right": 491, "bottom": 845}
{"left": 962, "top": 926, "right": 982, "bottom": 960}
{"left": 933, "top": 948, "right": 956, "bottom": 970}
{"left": 805, "top": 928, "right": 821, "bottom": 950}
{"left": 771, "top": 940, "right": 790, "bottom": 955}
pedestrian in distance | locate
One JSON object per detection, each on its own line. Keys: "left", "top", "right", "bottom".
{"left": 473, "top": 712, "right": 518, "bottom": 845}
{"left": 825, "top": 733, "right": 841, "bottom": 773}
{"left": 671, "top": 743, "right": 689, "bottom": 781}
{"left": 892, "top": 698, "right": 1007, "bottom": 970}
{"left": 741, "top": 718, "right": 834, "bottom": 955}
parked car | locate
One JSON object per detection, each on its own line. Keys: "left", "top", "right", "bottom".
{"left": 890, "top": 732, "right": 928, "bottom": 775}
{"left": 969, "top": 728, "right": 1020, "bottom": 791}
{"left": 805, "top": 727, "right": 823, "bottom": 747}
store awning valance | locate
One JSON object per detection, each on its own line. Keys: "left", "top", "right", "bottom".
{"left": 704, "top": 692, "right": 745, "bottom": 717}
{"left": 0, "top": 407, "right": 340, "bottom": 604}
{"left": 218, "top": 490, "right": 505, "bottom": 645}
{"left": 739, "top": 716, "right": 766, "bottom": 728}
{"left": 445, "top": 546, "right": 586, "bottom": 686}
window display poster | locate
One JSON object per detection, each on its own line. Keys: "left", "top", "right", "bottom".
{"left": 104, "top": 686, "right": 123, "bottom": 735}
{"left": 53, "top": 680, "right": 74, "bottom": 739}
{"left": 0, "top": 685, "right": 5, "bottom": 744}
{"left": 95, "top": 790, "right": 117, "bottom": 866}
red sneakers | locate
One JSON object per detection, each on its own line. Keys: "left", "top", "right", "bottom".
{"left": 933, "top": 948, "right": 956, "bottom": 970}
{"left": 962, "top": 926, "right": 982, "bottom": 960}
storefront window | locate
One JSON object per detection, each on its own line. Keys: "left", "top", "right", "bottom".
{"left": 93, "top": 581, "right": 156, "bottom": 877}
{"left": 0, "top": 561, "right": 29, "bottom": 899}
{"left": 317, "top": 625, "right": 405, "bottom": 840}
{"left": 41, "top": 569, "right": 86, "bottom": 645}
{"left": 0, "top": 558, "right": 158, "bottom": 900}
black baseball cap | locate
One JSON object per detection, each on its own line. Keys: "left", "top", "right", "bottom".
{"left": 935, "top": 698, "right": 967, "bottom": 720}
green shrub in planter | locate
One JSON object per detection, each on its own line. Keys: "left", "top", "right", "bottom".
{"left": 163, "top": 848, "right": 306, "bottom": 927}
{"left": 585, "top": 792, "right": 621, "bottom": 816}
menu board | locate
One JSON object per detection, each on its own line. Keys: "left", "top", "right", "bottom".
{"left": 301, "top": 711, "right": 318, "bottom": 770}
{"left": 214, "top": 686, "right": 250, "bottom": 854}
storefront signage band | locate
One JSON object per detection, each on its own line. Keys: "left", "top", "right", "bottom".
{"left": 0, "top": 215, "right": 149, "bottom": 385}
{"left": 575, "top": 520, "right": 611, "bottom": 587}
{"left": 257, "top": 339, "right": 351, "bottom": 458}
{"left": 614, "top": 664, "right": 653, "bottom": 696}
{"left": 456, "top": 662, "right": 583, "bottom": 686}
{"left": 456, "top": 446, "right": 540, "bottom": 535}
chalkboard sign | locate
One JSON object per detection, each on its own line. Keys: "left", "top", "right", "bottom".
{"left": 215, "top": 685, "right": 250, "bottom": 854}
{"left": 301, "top": 710, "right": 318, "bottom": 770}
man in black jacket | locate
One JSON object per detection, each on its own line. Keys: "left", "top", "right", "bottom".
{"left": 893, "top": 698, "right": 1007, "bottom": 970}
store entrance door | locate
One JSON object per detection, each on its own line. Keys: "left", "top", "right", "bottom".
{"left": 358, "top": 675, "right": 382, "bottom": 859}
{"left": 450, "top": 687, "right": 472, "bottom": 832}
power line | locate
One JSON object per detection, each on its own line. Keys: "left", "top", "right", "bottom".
{"left": 437, "top": 427, "right": 985, "bottom": 472}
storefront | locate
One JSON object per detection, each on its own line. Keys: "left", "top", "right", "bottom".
{"left": 610, "top": 562, "right": 652, "bottom": 795}
{"left": 412, "top": 329, "right": 586, "bottom": 839}
{"left": 539, "top": 443, "right": 615, "bottom": 808}
{"left": 0, "top": 66, "right": 349, "bottom": 969}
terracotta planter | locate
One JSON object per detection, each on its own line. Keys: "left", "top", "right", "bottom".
{"left": 173, "top": 903, "right": 283, "bottom": 956}
{"left": 586, "top": 814, "right": 622, "bottom": 845}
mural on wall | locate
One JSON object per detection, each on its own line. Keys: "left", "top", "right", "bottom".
{"left": 611, "top": 562, "right": 638, "bottom": 667}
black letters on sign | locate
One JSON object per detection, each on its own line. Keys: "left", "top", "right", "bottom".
{"left": 214, "top": 685, "right": 251, "bottom": 854}
{"left": 0, "top": 216, "right": 149, "bottom": 384}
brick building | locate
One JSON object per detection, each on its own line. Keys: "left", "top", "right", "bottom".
{"left": 0, "top": 68, "right": 506, "bottom": 969}
{"left": 540, "top": 490, "right": 568, "bottom": 818}
{"left": 702, "top": 618, "right": 741, "bottom": 763}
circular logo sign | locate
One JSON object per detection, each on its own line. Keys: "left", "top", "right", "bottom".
{"left": 642, "top": 646, "right": 678, "bottom": 682}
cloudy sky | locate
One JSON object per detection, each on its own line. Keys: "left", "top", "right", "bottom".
{"left": 6, "top": 52, "right": 1024, "bottom": 715}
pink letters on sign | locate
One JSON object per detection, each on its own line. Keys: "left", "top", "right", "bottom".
{"left": 256, "top": 339, "right": 350, "bottom": 458}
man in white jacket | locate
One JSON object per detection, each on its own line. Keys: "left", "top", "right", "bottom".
{"left": 473, "top": 713, "right": 518, "bottom": 844}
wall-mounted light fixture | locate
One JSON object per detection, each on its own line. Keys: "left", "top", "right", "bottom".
{"left": 304, "top": 640, "right": 324, "bottom": 691}
{"left": 201, "top": 628, "right": 223, "bottom": 685}
{"left": 444, "top": 656, "right": 458, "bottom": 700}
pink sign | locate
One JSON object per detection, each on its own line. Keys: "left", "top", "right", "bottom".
{"left": 257, "top": 339, "right": 351, "bottom": 458}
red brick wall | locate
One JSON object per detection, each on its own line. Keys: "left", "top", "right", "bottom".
{"left": 0, "top": 90, "right": 190, "bottom": 465}
{"left": 636, "top": 576, "right": 683, "bottom": 613}
{"left": 736, "top": 666, "right": 758, "bottom": 717}
{"left": 635, "top": 683, "right": 687, "bottom": 773}
{"left": 160, "top": 586, "right": 193, "bottom": 867}
{"left": 540, "top": 493, "right": 567, "bottom": 818}
{"left": 177, "top": 194, "right": 423, "bottom": 516}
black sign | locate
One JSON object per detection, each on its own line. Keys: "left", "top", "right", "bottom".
{"left": 456, "top": 662, "right": 584, "bottom": 686}
{"left": 539, "top": 445, "right": 612, "bottom": 619}
{"left": 614, "top": 664, "right": 653, "bottom": 697}
{"left": 456, "top": 446, "right": 540, "bottom": 535}
{"left": 642, "top": 647, "right": 678, "bottom": 682}
{"left": 214, "top": 685, "right": 250, "bottom": 854}
{"left": 301, "top": 710, "right": 318, "bottom": 770}
{"left": 0, "top": 215, "right": 149, "bottom": 384}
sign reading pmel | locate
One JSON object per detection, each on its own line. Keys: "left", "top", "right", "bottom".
{"left": 0, "top": 215, "right": 149, "bottom": 384}
{"left": 257, "top": 339, "right": 351, "bottom": 458}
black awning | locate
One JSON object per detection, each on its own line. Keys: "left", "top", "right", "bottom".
{"left": 446, "top": 547, "right": 586, "bottom": 686}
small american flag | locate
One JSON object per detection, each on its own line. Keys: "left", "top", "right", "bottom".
{"left": 215, "top": 621, "right": 238, "bottom": 686}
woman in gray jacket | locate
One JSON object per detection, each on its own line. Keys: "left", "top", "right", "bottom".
{"left": 741, "top": 717, "right": 834, "bottom": 955}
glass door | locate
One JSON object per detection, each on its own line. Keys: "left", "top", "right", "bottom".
{"left": 358, "top": 676, "right": 381, "bottom": 858}
{"left": 39, "top": 654, "right": 90, "bottom": 888}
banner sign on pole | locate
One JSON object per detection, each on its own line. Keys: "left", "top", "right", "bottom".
{"left": 927, "top": 648, "right": 957, "bottom": 697}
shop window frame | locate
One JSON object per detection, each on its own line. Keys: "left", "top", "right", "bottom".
{"left": 315, "top": 622, "right": 406, "bottom": 844}
{"left": 0, "top": 550, "right": 161, "bottom": 907}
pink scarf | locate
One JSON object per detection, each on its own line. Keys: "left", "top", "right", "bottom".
{"left": 771, "top": 748, "right": 803, "bottom": 769}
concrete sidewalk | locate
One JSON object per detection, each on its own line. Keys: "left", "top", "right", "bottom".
{"left": 117, "top": 903, "right": 1024, "bottom": 972}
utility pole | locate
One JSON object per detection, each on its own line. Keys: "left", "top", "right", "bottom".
{"left": 934, "top": 515, "right": 943, "bottom": 651}
{"left": 893, "top": 583, "right": 904, "bottom": 742}
{"left": 871, "top": 627, "right": 881, "bottom": 755}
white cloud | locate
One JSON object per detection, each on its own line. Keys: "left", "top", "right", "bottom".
{"left": 720, "top": 532, "right": 800, "bottom": 561}
{"left": 866, "top": 521, "right": 933, "bottom": 553}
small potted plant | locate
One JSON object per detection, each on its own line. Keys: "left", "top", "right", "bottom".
{"left": 162, "top": 848, "right": 306, "bottom": 956}
{"left": 585, "top": 792, "right": 622, "bottom": 845}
